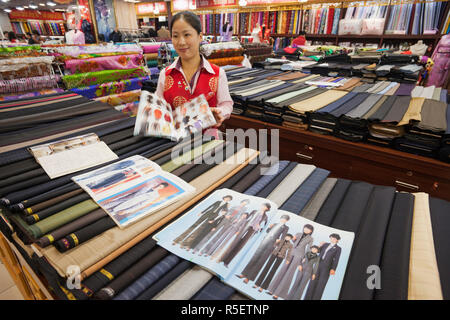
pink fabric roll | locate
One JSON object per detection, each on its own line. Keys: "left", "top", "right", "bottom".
{"left": 65, "top": 54, "right": 144, "bottom": 74}
{"left": 142, "top": 45, "right": 161, "bottom": 54}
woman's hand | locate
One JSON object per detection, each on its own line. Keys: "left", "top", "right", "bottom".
{"left": 210, "top": 108, "right": 224, "bottom": 128}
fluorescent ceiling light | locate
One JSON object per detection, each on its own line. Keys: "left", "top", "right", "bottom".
{"left": 46, "top": 1, "right": 56, "bottom": 6}
{"left": 1, "top": 0, "right": 10, "bottom": 3}
{"left": 3, "top": 8, "right": 11, "bottom": 13}
{"left": 16, "top": 6, "right": 24, "bottom": 10}
{"left": 39, "top": 3, "right": 45, "bottom": 6}
{"left": 24, "top": 5, "right": 29, "bottom": 8}
{"left": 30, "top": 4, "right": 38, "bottom": 9}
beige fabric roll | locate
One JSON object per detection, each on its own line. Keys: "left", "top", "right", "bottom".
{"left": 38, "top": 147, "right": 258, "bottom": 278}
{"left": 408, "top": 192, "right": 443, "bottom": 300}
{"left": 144, "top": 53, "right": 158, "bottom": 61}
{"left": 289, "top": 90, "right": 348, "bottom": 113}
{"left": 397, "top": 97, "right": 425, "bottom": 126}
{"left": 153, "top": 266, "right": 213, "bottom": 300}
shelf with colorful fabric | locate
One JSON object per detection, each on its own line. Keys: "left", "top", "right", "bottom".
{"left": 140, "top": 42, "right": 163, "bottom": 69}
{"left": 10, "top": 19, "right": 67, "bottom": 36}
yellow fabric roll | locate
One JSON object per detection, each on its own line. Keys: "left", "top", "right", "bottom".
{"left": 408, "top": 192, "right": 443, "bottom": 300}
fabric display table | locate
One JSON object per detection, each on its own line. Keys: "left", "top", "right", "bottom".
{"left": 0, "top": 89, "right": 449, "bottom": 301}
{"left": 225, "top": 66, "right": 450, "bottom": 164}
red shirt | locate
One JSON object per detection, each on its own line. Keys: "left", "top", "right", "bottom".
{"left": 292, "top": 36, "right": 306, "bottom": 47}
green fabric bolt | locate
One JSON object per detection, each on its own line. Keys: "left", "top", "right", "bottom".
{"left": 28, "top": 200, "right": 99, "bottom": 239}
{"left": 161, "top": 140, "right": 223, "bottom": 173}
{"left": 147, "top": 60, "right": 158, "bottom": 68}
{"left": 63, "top": 67, "right": 148, "bottom": 89}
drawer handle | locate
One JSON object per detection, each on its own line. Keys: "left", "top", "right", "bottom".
{"left": 395, "top": 180, "right": 419, "bottom": 190}
{"left": 296, "top": 152, "right": 313, "bottom": 160}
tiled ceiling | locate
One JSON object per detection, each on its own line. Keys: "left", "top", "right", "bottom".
{"left": 0, "top": 0, "right": 78, "bottom": 12}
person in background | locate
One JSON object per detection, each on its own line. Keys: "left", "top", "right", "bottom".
{"left": 98, "top": 34, "right": 106, "bottom": 44}
{"left": 250, "top": 23, "right": 261, "bottom": 43}
{"left": 109, "top": 27, "right": 123, "bottom": 43}
{"left": 220, "top": 21, "right": 233, "bottom": 42}
{"left": 7, "top": 31, "right": 17, "bottom": 43}
{"left": 157, "top": 25, "right": 170, "bottom": 38}
{"left": 259, "top": 24, "right": 271, "bottom": 44}
{"left": 292, "top": 30, "right": 307, "bottom": 47}
{"left": 148, "top": 26, "right": 157, "bottom": 38}
{"left": 31, "top": 30, "right": 42, "bottom": 44}
{"left": 155, "top": 11, "right": 233, "bottom": 138}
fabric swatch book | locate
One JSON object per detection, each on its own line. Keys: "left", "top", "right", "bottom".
{"left": 28, "top": 133, "right": 118, "bottom": 179}
{"left": 155, "top": 189, "right": 355, "bottom": 300}
{"left": 134, "top": 91, "right": 217, "bottom": 141}
{"left": 72, "top": 155, "right": 195, "bottom": 229}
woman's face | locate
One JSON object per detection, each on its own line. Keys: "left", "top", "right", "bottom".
{"left": 171, "top": 18, "right": 202, "bottom": 61}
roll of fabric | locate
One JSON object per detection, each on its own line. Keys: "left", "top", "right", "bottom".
{"left": 428, "top": 197, "right": 450, "bottom": 300}
{"left": 153, "top": 265, "right": 213, "bottom": 300}
{"left": 339, "top": 186, "right": 396, "bottom": 300}
{"left": 63, "top": 67, "right": 148, "bottom": 89}
{"left": 374, "top": 192, "right": 414, "bottom": 300}
{"left": 142, "top": 44, "right": 160, "bottom": 54}
{"left": 70, "top": 76, "right": 149, "bottom": 99}
{"left": 191, "top": 277, "right": 235, "bottom": 300}
{"left": 244, "top": 161, "right": 290, "bottom": 196}
{"left": 95, "top": 247, "right": 169, "bottom": 300}
{"left": 146, "top": 60, "right": 158, "bottom": 68}
{"left": 279, "top": 168, "right": 330, "bottom": 213}
{"left": 0, "top": 75, "right": 61, "bottom": 94}
{"left": 144, "top": 53, "right": 158, "bottom": 60}
{"left": 207, "top": 56, "right": 244, "bottom": 66}
{"left": 256, "top": 162, "right": 298, "bottom": 198}
{"left": 27, "top": 200, "right": 99, "bottom": 239}
{"left": 94, "top": 90, "right": 141, "bottom": 106}
{"left": 36, "top": 208, "right": 107, "bottom": 248}
{"left": 65, "top": 54, "right": 144, "bottom": 74}
{"left": 54, "top": 216, "right": 116, "bottom": 253}
{"left": 75, "top": 236, "right": 157, "bottom": 299}
{"left": 114, "top": 254, "right": 180, "bottom": 300}
{"left": 299, "top": 178, "right": 337, "bottom": 221}
{"left": 408, "top": 193, "right": 443, "bottom": 300}
{"left": 136, "top": 260, "right": 192, "bottom": 300}
{"left": 0, "top": 88, "right": 64, "bottom": 101}
{"left": 24, "top": 193, "right": 91, "bottom": 224}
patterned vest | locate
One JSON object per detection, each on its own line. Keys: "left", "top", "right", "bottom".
{"left": 163, "top": 63, "right": 220, "bottom": 110}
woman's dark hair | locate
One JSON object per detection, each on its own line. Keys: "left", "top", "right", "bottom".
{"left": 98, "top": 34, "right": 105, "bottom": 41}
{"left": 222, "top": 22, "right": 233, "bottom": 32}
{"left": 7, "top": 31, "right": 16, "bottom": 41}
{"left": 32, "top": 30, "right": 40, "bottom": 36}
{"left": 298, "top": 30, "right": 306, "bottom": 36}
{"left": 303, "top": 224, "right": 314, "bottom": 234}
{"left": 170, "top": 11, "right": 202, "bottom": 35}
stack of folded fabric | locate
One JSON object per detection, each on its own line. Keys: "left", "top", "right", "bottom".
{"left": 393, "top": 86, "right": 448, "bottom": 158}
{"left": 202, "top": 42, "right": 244, "bottom": 67}
{"left": 241, "top": 43, "right": 273, "bottom": 64}
{"left": 140, "top": 42, "right": 162, "bottom": 68}
{"left": 0, "top": 46, "right": 63, "bottom": 99}
{"left": 54, "top": 44, "right": 150, "bottom": 110}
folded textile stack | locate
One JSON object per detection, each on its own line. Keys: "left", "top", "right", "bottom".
{"left": 241, "top": 43, "right": 273, "bottom": 64}
{"left": 0, "top": 46, "right": 62, "bottom": 99}
{"left": 274, "top": 47, "right": 301, "bottom": 61}
{"left": 393, "top": 86, "right": 448, "bottom": 158}
{"left": 202, "top": 42, "right": 245, "bottom": 67}
{"left": 54, "top": 44, "right": 149, "bottom": 107}
{"left": 140, "top": 42, "right": 162, "bottom": 68}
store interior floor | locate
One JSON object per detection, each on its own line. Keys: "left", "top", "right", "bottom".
{"left": 0, "top": 261, "right": 24, "bottom": 300}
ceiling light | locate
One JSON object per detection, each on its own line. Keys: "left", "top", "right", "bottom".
{"left": 1, "top": 0, "right": 10, "bottom": 3}
{"left": 46, "top": 1, "right": 56, "bottom": 6}
{"left": 39, "top": 3, "right": 45, "bottom": 6}
{"left": 3, "top": 8, "right": 11, "bottom": 12}
{"left": 16, "top": 6, "right": 24, "bottom": 10}
{"left": 24, "top": 5, "right": 29, "bottom": 8}
{"left": 30, "top": 4, "right": 38, "bottom": 9}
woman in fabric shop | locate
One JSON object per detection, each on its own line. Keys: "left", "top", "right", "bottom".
{"left": 155, "top": 11, "right": 233, "bottom": 138}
